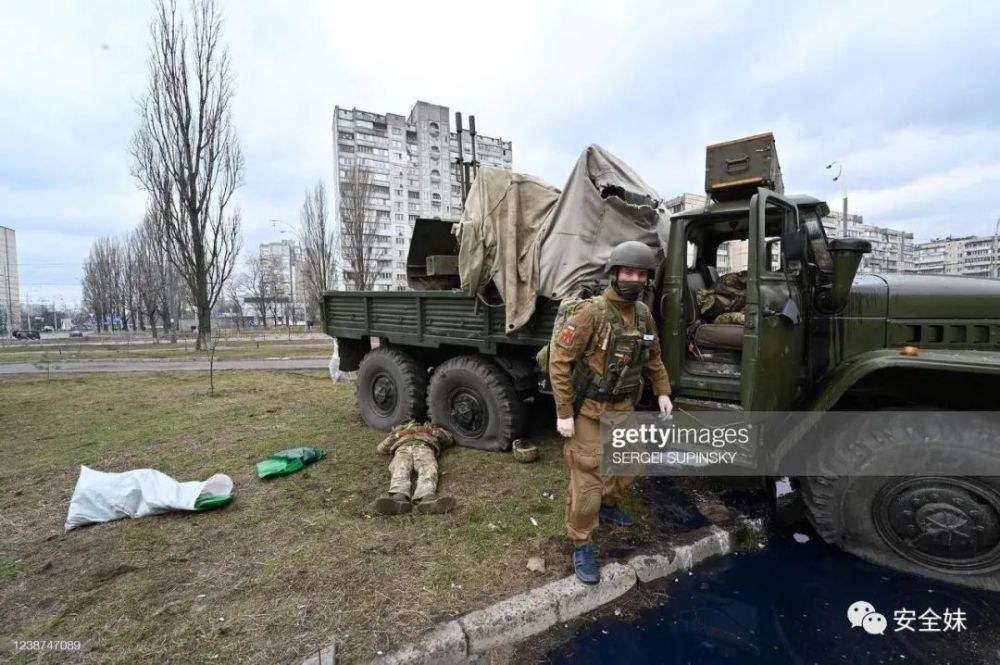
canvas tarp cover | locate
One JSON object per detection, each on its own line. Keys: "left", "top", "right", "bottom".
{"left": 455, "top": 168, "right": 560, "bottom": 331}
{"left": 456, "top": 145, "right": 668, "bottom": 331}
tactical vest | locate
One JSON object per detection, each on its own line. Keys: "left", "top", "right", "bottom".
{"left": 580, "top": 297, "right": 652, "bottom": 404}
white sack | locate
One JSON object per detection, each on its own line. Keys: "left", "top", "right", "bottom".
{"left": 64, "top": 465, "right": 234, "bottom": 531}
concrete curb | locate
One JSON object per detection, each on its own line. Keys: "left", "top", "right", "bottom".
{"left": 343, "top": 518, "right": 763, "bottom": 665}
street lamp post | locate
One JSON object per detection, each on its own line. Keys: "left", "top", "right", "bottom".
{"left": 826, "top": 161, "right": 848, "bottom": 237}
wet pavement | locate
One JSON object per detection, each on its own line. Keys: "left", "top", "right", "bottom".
{"left": 543, "top": 528, "right": 1000, "bottom": 665}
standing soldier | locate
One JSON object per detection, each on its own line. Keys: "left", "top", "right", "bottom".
{"left": 547, "top": 241, "right": 673, "bottom": 584}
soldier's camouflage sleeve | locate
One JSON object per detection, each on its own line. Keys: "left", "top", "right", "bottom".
{"left": 375, "top": 430, "right": 396, "bottom": 456}
{"left": 548, "top": 302, "right": 597, "bottom": 420}
{"left": 643, "top": 314, "right": 671, "bottom": 396}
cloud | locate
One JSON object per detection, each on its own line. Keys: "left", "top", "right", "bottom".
{"left": 2, "top": 0, "right": 1000, "bottom": 305}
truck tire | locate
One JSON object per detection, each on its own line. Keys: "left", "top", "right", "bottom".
{"left": 427, "top": 355, "right": 524, "bottom": 451}
{"left": 801, "top": 413, "right": 1000, "bottom": 590}
{"left": 355, "top": 347, "right": 426, "bottom": 431}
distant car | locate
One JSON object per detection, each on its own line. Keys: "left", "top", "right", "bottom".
{"left": 69, "top": 327, "right": 84, "bottom": 338}
{"left": 41, "top": 326, "right": 54, "bottom": 333}
{"left": 12, "top": 330, "right": 41, "bottom": 340}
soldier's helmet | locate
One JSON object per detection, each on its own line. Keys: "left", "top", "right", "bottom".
{"left": 606, "top": 241, "right": 658, "bottom": 274}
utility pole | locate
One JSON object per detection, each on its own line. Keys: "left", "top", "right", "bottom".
{"left": 842, "top": 195, "right": 849, "bottom": 238}
{"left": 288, "top": 242, "right": 295, "bottom": 326}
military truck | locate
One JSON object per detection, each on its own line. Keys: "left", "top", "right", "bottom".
{"left": 326, "top": 133, "right": 1000, "bottom": 589}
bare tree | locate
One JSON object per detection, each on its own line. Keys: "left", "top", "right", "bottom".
{"left": 224, "top": 271, "right": 246, "bottom": 330}
{"left": 338, "top": 161, "right": 382, "bottom": 291}
{"left": 132, "top": 215, "right": 165, "bottom": 339}
{"left": 83, "top": 237, "right": 118, "bottom": 332}
{"left": 299, "top": 181, "right": 336, "bottom": 323}
{"left": 130, "top": 0, "right": 243, "bottom": 351}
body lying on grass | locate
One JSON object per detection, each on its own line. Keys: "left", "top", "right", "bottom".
{"left": 374, "top": 421, "right": 457, "bottom": 515}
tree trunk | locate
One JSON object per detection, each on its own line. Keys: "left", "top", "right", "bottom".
{"left": 161, "top": 297, "right": 172, "bottom": 334}
{"left": 197, "top": 305, "right": 211, "bottom": 350}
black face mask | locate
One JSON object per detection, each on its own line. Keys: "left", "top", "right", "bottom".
{"left": 612, "top": 278, "right": 645, "bottom": 302}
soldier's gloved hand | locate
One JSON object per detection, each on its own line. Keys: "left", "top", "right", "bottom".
{"left": 658, "top": 395, "right": 673, "bottom": 414}
{"left": 556, "top": 417, "right": 575, "bottom": 438}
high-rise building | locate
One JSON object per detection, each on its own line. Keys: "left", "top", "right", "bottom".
{"left": 0, "top": 225, "right": 19, "bottom": 333}
{"left": 258, "top": 240, "right": 305, "bottom": 322}
{"left": 332, "top": 101, "right": 513, "bottom": 291}
{"left": 914, "top": 235, "right": 1000, "bottom": 277}
{"left": 821, "top": 211, "right": 915, "bottom": 274}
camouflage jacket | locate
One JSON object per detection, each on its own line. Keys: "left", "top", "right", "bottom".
{"left": 696, "top": 270, "right": 748, "bottom": 324}
{"left": 548, "top": 286, "right": 671, "bottom": 420}
{"left": 376, "top": 422, "right": 455, "bottom": 457}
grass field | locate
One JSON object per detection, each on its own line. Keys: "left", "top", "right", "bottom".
{"left": 0, "top": 370, "right": 659, "bottom": 663}
{"left": 0, "top": 339, "right": 334, "bottom": 363}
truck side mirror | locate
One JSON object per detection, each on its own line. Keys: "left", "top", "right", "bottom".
{"left": 815, "top": 238, "right": 872, "bottom": 314}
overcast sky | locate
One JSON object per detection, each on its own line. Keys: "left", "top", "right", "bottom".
{"left": 4, "top": 0, "right": 1000, "bottom": 307}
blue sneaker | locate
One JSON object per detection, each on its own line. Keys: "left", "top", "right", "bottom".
{"left": 572, "top": 544, "right": 601, "bottom": 584}
{"left": 599, "top": 504, "right": 634, "bottom": 526}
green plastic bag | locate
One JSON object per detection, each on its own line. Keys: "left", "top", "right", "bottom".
{"left": 256, "top": 447, "right": 326, "bottom": 479}
{"left": 271, "top": 448, "right": 327, "bottom": 464}
{"left": 194, "top": 493, "right": 234, "bottom": 510}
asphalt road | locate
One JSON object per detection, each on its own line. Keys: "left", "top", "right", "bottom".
{"left": 546, "top": 529, "right": 1000, "bottom": 664}
{"left": 0, "top": 357, "right": 330, "bottom": 374}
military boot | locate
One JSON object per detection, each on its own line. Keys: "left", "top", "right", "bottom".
{"left": 572, "top": 544, "right": 600, "bottom": 584}
{"left": 414, "top": 494, "right": 457, "bottom": 514}
{"left": 374, "top": 493, "right": 413, "bottom": 515}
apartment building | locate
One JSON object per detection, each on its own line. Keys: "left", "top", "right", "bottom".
{"left": 0, "top": 225, "right": 19, "bottom": 332}
{"left": 332, "top": 101, "right": 513, "bottom": 291}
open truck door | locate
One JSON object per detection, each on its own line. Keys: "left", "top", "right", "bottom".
{"left": 741, "top": 189, "right": 806, "bottom": 411}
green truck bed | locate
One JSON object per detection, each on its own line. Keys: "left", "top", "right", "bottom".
{"left": 324, "top": 290, "right": 560, "bottom": 353}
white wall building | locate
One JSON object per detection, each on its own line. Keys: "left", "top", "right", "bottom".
{"left": 332, "top": 101, "right": 513, "bottom": 291}
{"left": 0, "top": 225, "right": 19, "bottom": 332}
{"left": 821, "top": 211, "right": 915, "bottom": 274}
{"left": 914, "top": 235, "right": 1000, "bottom": 277}
{"left": 258, "top": 240, "right": 306, "bottom": 322}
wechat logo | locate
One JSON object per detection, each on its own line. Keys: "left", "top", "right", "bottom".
{"left": 848, "top": 600, "right": 887, "bottom": 635}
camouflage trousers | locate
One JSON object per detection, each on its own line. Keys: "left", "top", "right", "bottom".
{"left": 563, "top": 413, "right": 635, "bottom": 546}
{"left": 388, "top": 441, "right": 439, "bottom": 501}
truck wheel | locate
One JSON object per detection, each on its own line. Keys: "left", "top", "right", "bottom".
{"left": 427, "top": 355, "right": 524, "bottom": 451}
{"left": 801, "top": 413, "right": 1000, "bottom": 590}
{"left": 355, "top": 347, "right": 426, "bottom": 431}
